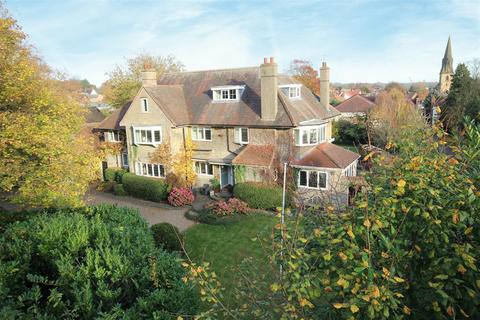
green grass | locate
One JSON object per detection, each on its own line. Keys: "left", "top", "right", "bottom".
{"left": 184, "top": 214, "right": 278, "bottom": 309}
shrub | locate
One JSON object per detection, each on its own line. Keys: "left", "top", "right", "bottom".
{"left": 168, "top": 187, "right": 194, "bottom": 207}
{"left": 113, "top": 183, "right": 127, "bottom": 196}
{"left": 207, "top": 201, "right": 235, "bottom": 216}
{"left": 151, "top": 222, "right": 183, "bottom": 252}
{"left": 210, "top": 178, "right": 221, "bottom": 191}
{"left": 0, "top": 205, "right": 198, "bottom": 318}
{"left": 227, "top": 198, "right": 249, "bottom": 214}
{"left": 104, "top": 167, "right": 127, "bottom": 183}
{"left": 332, "top": 119, "right": 368, "bottom": 145}
{"left": 122, "top": 173, "right": 169, "bottom": 202}
{"left": 233, "top": 182, "right": 284, "bottom": 210}
{"left": 97, "top": 180, "right": 115, "bottom": 192}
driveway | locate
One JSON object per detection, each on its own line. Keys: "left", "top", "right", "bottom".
{"left": 85, "top": 190, "right": 195, "bottom": 231}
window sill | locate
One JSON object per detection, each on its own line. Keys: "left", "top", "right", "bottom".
{"left": 192, "top": 139, "right": 212, "bottom": 142}
{"left": 133, "top": 142, "right": 162, "bottom": 147}
{"left": 298, "top": 186, "right": 328, "bottom": 191}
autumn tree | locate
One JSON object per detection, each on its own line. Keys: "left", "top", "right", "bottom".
{"left": 0, "top": 8, "right": 102, "bottom": 207}
{"left": 409, "top": 82, "right": 429, "bottom": 101}
{"left": 103, "top": 54, "right": 184, "bottom": 108}
{"left": 288, "top": 59, "right": 320, "bottom": 95}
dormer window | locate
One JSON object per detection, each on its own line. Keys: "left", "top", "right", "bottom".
{"left": 211, "top": 85, "right": 245, "bottom": 102}
{"left": 140, "top": 98, "right": 149, "bottom": 112}
{"left": 279, "top": 84, "right": 302, "bottom": 99}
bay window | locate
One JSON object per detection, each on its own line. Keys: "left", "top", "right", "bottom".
{"left": 298, "top": 169, "right": 327, "bottom": 190}
{"left": 191, "top": 127, "right": 212, "bottom": 141}
{"left": 133, "top": 126, "right": 162, "bottom": 144}
{"left": 294, "top": 125, "right": 326, "bottom": 146}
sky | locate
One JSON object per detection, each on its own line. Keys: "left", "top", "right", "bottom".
{"left": 5, "top": 0, "right": 480, "bottom": 86}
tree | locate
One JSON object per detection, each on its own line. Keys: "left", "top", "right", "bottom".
{"left": 441, "top": 63, "right": 480, "bottom": 132}
{"left": 187, "top": 119, "right": 480, "bottom": 319}
{"left": 409, "top": 82, "right": 429, "bottom": 101}
{"left": 0, "top": 205, "right": 199, "bottom": 318}
{"left": 384, "top": 82, "right": 406, "bottom": 93}
{"left": 172, "top": 132, "right": 196, "bottom": 188}
{"left": 288, "top": 59, "right": 320, "bottom": 95}
{"left": 0, "top": 8, "right": 102, "bottom": 207}
{"left": 103, "top": 54, "right": 184, "bottom": 108}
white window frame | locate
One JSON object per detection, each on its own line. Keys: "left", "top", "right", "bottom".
{"left": 140, "top": 98, "right": 149, "bottom": 113}
{"left": 298, "top": 169, "right": 328, "bottom": 190}
{"left": 279, "top": 84, "right": 302, "bottom": 99}
{"left": 105, "top": 130, "right": 120, "bottom": 142}
{"left": 136, "top": 162, "right": 165, "bottom": 178}
{"left": 191, "top": 127, "right": 212, "bottom": 141}
{"left": 234, "top": 127, "right": 249, "bottom": 144}
{"left": 294, "top": 125, "right": 326, "bottom": 146}
{"left": 343, "top": 160, "right": 357, "bottom": 177}
{"left": 133, "top": 126, "right": 162, "bottom": 145}
{"left": 194, "top": 161, "right": 213, "bottom": 176}
{"left": 122, "top": 152, "right": 128, "bottom": 167}
{"left": 211, "top": 85, "right": 245, "bottom": 102}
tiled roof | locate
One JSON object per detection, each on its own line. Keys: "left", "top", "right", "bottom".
{"left": 84, "top": 107, "right": 105, "bottom": 123}
{"left": 144, "top": 85, "right": 190, "bottom": 125}
{"left": 156, "top": 67, "right": 339, "bottom": 127}
{"left": 335, "top": 94, "right": 375, "bottom": 113}
{"left": 95, "top": 101, "right": 131, "bottom": 130}
{"left": 232, "top": 144, "right": 275, "bottom": 167}
{"left": 293, "top": 143, "right": 360, "bottom": 169}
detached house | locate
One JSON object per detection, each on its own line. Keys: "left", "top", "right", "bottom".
{"left": 96, "top": 58, "right": 360, "bottom": 207}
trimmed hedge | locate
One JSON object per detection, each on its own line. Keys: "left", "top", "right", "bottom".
{"left": 113, "top": 183, "right": 127, "bottom": 196}
{"left": 151, "top": 222, "right": 183, "bottom": 252}
{"left": 104, "top": 167, "right": 127, "bottom": 183}
{"left": 233, "top": 182, "right": 284, "bottom": 210}
{"left": 122, "top": 173, "right": 169, "bottom": 202}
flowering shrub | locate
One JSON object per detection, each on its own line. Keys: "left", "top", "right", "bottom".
{"left": 207, "top": 198, "right": 250, "bottom": 216}
{"left": 167, "top": 187, "right": 194, "bottom": 207}
{"left": 227, "top": 198, "right": 249, "bottom": 214}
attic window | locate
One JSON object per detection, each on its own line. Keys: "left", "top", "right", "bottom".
{"left": 211, "top": 85, "right": 245, "bottom": 102}
{"left": 279, "top": 84, "right": 302, "bottom": 99}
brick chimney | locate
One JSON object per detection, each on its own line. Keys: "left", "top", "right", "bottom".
{"left": 141, "top": 64, "right": 157, "bottom": 87}
{"left": 320, "top": 62, "right": 330, "bottom": 110}
{"left": 260, "top": 57, "right": 278, "bottom": 121}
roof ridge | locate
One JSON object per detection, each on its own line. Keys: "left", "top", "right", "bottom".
{"left": 162, "top": 66, "right": 259, "bottom": 76}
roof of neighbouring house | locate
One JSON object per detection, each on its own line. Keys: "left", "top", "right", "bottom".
{"left": 84, "top": 107, "right": 105, "bottom": 123}
{"left": 293, "top": 143, "right": 360, "bottom": 169}
{"left": 95, "top": 101, "right": 131, "bottom": 130}
{"left": 152, "top": 67, "right": 340, "bottom": 127}
{"left": 232, "top": 144, "right": 276, "bottom": 167}
{"left": 335, "top": 94, "right": 376, "bottom": 113}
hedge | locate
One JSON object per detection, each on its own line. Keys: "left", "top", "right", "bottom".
{"left": 104, "top": 167, "right": 127, "bottom": 183}
{"left": 113, "top": 183, "right": 127, "bottom": 196}
{"left": 0, "top": 205, "right": 198, "bottom": 318}
{"left": 233, "top": 182, "right": 284, "bottom": 210}
{"left": 122, "top": 173, "right": 169, "bottom": 202}
{"left": 151, "top": 222, "right": 183, "bottom": 252}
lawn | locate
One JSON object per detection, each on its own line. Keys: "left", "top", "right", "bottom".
{"left": 184, "top": 214, "right": 279, "bottom": 310}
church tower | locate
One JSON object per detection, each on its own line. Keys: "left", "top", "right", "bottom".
{"left": 439, "top": 36, "right": 454, "bottom": 95}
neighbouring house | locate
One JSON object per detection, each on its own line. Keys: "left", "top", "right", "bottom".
{"left": 335, "top": 94, "right": 376, "bottom": 119}
{"left": 96, "top": 57, "right": 360, "bottom": 207}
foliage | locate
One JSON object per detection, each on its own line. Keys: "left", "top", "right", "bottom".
{"left": 233, "top": 182, "right": 284, "bottom": 210}
{"left": 226, "top": 198, "right": 249, "bottom": 214}
{"left": 441, "top": 63, "right": 480, "bottom": 132}
{"left": 332, "top": 118, "right": 368, "bottom": 145}
{"left": 167, "top": 187, "right": 194, "bottom": 207}
{"left": 0, "top": 9, "right": 103, "bottom": 207}
{"left": 233, "top": 165, "right": 246, "bottom": 183}
{"left": 209, "top": 177, "right": 221, "bottom": 191}
{"left": 102, "top": 54, "right": 184, "bottom": 108}
{"left": 104, "top": 167, "right": 127, "bottom": 183}
{"left": 409, "top": 82, "right": 429, "bottom": 101}
{"left": 330, "top": 98, "right": 342, "bottom": 107}
{"left": 206, "top": 201, "right": 234, "bottom": 216}
{"left": 288, "top": 59, "right": 320, "bottom": 94}
{"left": 188, "top": 119, "right": 480, "bottom": 319}
{"left": 0, "top": 205, "right": 198, "bottom": 318}
{"left": 113, "top": 183, "right": 127, "bottom": 196}
{"left": 151, "top": 222, "right": 183, "bottom": 252}
{"left": 172, "top": 132, "right": 196, "bottom": 188}
{"left": 122, "top": 172, "right": 169, "bottom": 202}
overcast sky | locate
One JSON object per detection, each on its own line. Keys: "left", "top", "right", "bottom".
{"left": 5, "top": 0, "right": 480, "bottom": 86}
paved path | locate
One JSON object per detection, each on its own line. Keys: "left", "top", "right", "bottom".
{"left": 85, "top": 190, "right": 195, "bottom": 231}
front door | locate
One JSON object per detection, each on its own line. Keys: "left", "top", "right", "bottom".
{"left": 220, "top": 165, "right": 231, "bottom": 187}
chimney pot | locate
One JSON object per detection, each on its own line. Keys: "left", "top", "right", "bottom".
{"left": 270, "top": 57, "right": 275, "bottom": 64}
{"left": 264, "top": 57, "right": 268, "bottom": 64}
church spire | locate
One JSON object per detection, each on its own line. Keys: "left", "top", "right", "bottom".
{"left": 440, "top": 36, "right": 453, "bottom": 74}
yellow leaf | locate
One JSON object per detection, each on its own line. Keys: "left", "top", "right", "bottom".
{"left": 465, "top": 227, "right": 473, "bottom": 235}
{"left": 397, "top": 179, "right": 406, "bottom": 188}
{"left": 372, "top": 285, "right": 380, "bottom": 298}
{"left": 347, "top": 228, "right": 355, "bottom": 239}
{"left": 460, "top": 308, "right": 470, "bottom": 318}
{"left": 382, "top": 267, "right": 390, "bottom": 277}
{"left": 457, "top": 264, "right": 467, "bottom": 274}
{"left": 403, "top": 305, "right": 411, "bottom": 315}
{"left": 333, "top": 303, "right": 344, "bottom": 309}
{"left": 339, "top": 252, "right": 348, "bottom": 261}
{"left": 299, "top": 298, "right": 314, "bottom": 308}
{"left": 452, "top": 210, "right": 459, "bottom": 224}
{"left": 314, "top": 228, "right": 321, "bottom": 237}
{"left": 381, "top": 252, "right": 390, "bottom": 259}
{"left": 363, "top": 151, "right": 375, "bottom": 161}
{"left": 394, "top": 276, "right": 405, "bottom": 283}
{"left": 447, "top": 306, "right": 454, "bottom": 316}
{"left": 363, "top": 219, "right": 371, "bottom": 228}
{"left": 435, "top": 106, "right": 442, "bottom": 114}
{"left": 350, "top": 304, "right": 359, "bottom": 313}
{"left": 271, "top": 283, "right": 280, "bottom": 292}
